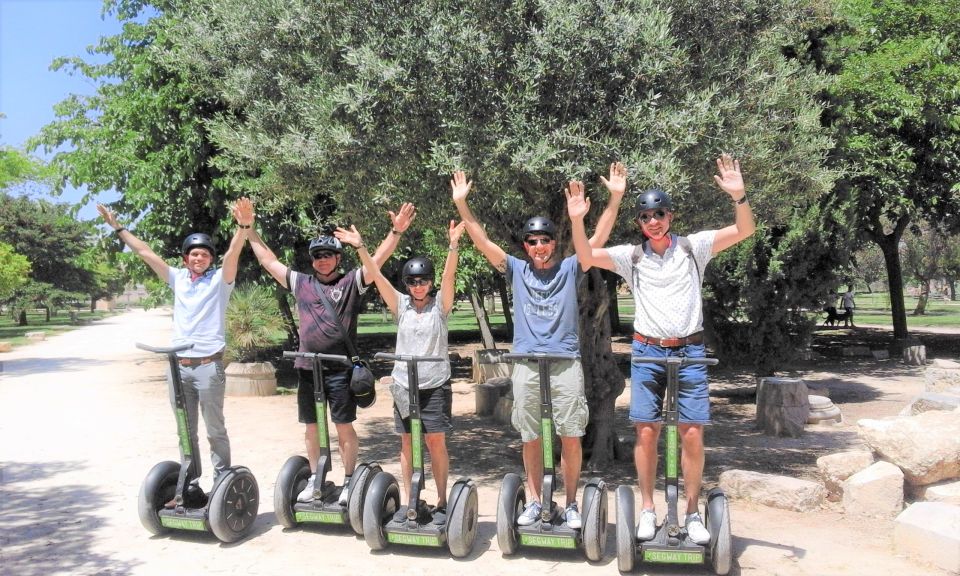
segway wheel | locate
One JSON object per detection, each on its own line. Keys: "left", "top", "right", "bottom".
{"left": 496, "top": 472, "right": 525, "bottom": 556}
{"left": 209, "top": 467, "right": 259, "bottom": 543}
{"left": 347, "top": 462, "right": 381, "bottom": 536}
{"left": 581, "top": 477, "right": 608, "bottom": 562}
{"left": 705, "top": 487, "right": 732, "bottom": 575}
{"left": 362, "top": 471, "right": 399, "bottom": 551}
{"left": 447, "top": 479, "right": 479, "bottom": 558}
{"left": 615, "top": 484, "right": 636, "bottom": 573}
{"left": 274, "top": 455, "right": 311, "bottom": 529}
{"left": 138, "top": 460, "right": 180, "bottom": 535}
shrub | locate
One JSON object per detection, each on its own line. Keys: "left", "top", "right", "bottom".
{"left": 225, "top": 285, "right": 287, "bottom": 363}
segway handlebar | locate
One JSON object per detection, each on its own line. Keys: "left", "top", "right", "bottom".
{"left": 503, "top": 352, "right": 580, "bottom": 363}
{"left": 136, "top": 342, "right": 194, "bottom": 355}
{"left": 283, "top": 351, "right": 351, "bottom": 366}
{"left": 631, "top": 356, "right": 719, "bottom": 367}
{"left": 374, "top": 352, "right": 446, "bottom": 363}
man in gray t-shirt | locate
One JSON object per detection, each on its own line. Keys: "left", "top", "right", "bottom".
{"left": 452, "top": 164, "right": 627, "bottom": 529}
{"left": 566, "top": 154, "right": 755, "bottom": 545}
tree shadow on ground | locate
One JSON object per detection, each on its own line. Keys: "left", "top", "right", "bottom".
{"left": 1, "top": 357, "right": 110, "bottom": 377}
{"left": 0, "top": 461, "right": 139, "bottom": 576}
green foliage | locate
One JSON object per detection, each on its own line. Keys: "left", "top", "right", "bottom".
{"left": 0, "top": 241, "right": 31, "bottom": 301}
{"left": 0, "top": 147, "right": 51, "bottom": 190}
{"left": 224, "top": 284, "right": 288, "bottom": 363}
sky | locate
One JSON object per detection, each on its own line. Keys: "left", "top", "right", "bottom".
{"left": 0, "top": 0, "right": 124, "bottom": 219}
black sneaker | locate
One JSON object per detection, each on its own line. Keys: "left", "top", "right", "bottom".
{"left": 431, "top": 505, "right": 447, "bottom": 525}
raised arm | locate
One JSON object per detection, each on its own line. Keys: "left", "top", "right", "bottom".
{"left": 220, "top": 197, "right": 253, "bottom": 284}
{"left": 361, "top": 202, "right": 416, "bottom": 285}
{"left": 450, "top": 171, "right": 508, "bottom": 273}
{"left": 440, "top": 220, "right": 466, "bottom": 315}
{"left": 587, "top": 161, "right": 627, "bottom": 248}
{"left": 245, "top": 201, "right": 290, "bottom": 288}
{"left": 710, "top": 154, "right": 756, "bottom": 255}
{"left": 566, "top": 181, "right": 616, "bottom": 271}
{"left": 337, "top": 225, "right": 399, "bottom": 315}
{"left": 97, "top": 204, "right": 170, "bottom": 281}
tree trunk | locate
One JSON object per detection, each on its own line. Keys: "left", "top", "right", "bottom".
{"left": 18, "top": 309, "right": 27, "bottom": 326}
{"left": 468, "top": 286, "right": 497, "bottom": 349}
{"left": 578, "top": 268, "right": 627, "bottom": 468}
{"left": 90, "top": 296, "right": 96, "bottom": 313}
{"left": 913, "top": 279, "right": 929, "bottom": 315}
{"left": 603, "top": 269, "right": 621, "bottom": 333}
{"left": 44, "top": 306, "right": 50, "bottom": 322}
{"left": 275, "top": 285, "right": 298, "bottom": 349}
{"left": 950, "top": 279, "right": 957, "bottom": 301}
{"left": 496, "top": 274, "right": 513, "bottom": 332}
{"left": 868, "top": 214, "right": 909, "bottom": 340}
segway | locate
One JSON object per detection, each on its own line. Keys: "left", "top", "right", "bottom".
{"left": 363, "top": 353, "right": 479, "bottom": 557}
{"left": 495, "top": 352, "right": 607, "bottom": 561}
{"left": 136, "top": 342, "right": 259, "bottom": 543}
{"left": 616, "top": 355, "right": 732, "bottom": 575}
{"left": 274, "top": 351, "right": 380, "bottom": 535}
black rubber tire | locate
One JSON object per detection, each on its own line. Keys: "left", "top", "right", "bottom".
{"left": 615, "top": 485, "right": 636, "bottom": 573}
{"left": 496, "top": 472, "right": 524, "bottom": 556}
{"left": 138, "top": 460, "right": 180, "bottom": 535}
{"left": 447, "top": 479, "right": 479, "bottom": 558}
{"left": 274, "top": 455, "right": 310, "bottom": 529}
{"left": 582, "top": 477, "right": 608, "bottom": 562}
{"left": 706, "top": 488, "right": 733, "bottom": 575}
{"left": 209, "top": 467, "right": 259, "bottom": 543}
{"left": 348, "top": 462, "right": 380, "bottom": 536}
{"left": 362, "top": 471, "right": 399, "bottom": 551}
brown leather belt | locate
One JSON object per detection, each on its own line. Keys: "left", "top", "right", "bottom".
{"left": 178, "top": 353, "right": 223, "bottom": 367}
{"left": 633, "top": 331, "right": 703, "bottom": 348}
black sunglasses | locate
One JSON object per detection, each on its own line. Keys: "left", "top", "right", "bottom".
{"left": 637, "top": 209, "right": 668, "bottom": 224}
{"left": 312, "top": 251, "right": 337, "bottom": 260}
{"left": 525, "top": 237, "right": 553, "bottom": 246}
{"left": 404, "top": 278, "right": 431, "bottom": 287}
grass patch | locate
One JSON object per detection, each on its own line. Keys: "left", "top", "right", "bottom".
{"left": 0, "top": 310, "right": 115, "bottom": 346}
{"left": 845, "top": 292, "right": 960, "bottom": 328}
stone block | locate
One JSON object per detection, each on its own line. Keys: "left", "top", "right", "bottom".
{"left": 926, "top": 362, "right": 960, "bottom": 394}
{"left": 756, "top": 377, "right": 809, "bottom": 437}
{"left": 476, "top": 377, "right": 512, "bottom": 416}
{"left": 894, "top": 502, "right": 960, "bottom": 574}
{"left": 472, "top": 349, "right": 511, "bottom": 383}
{"left": 0, "top": 341, "right": 11, "bottom": 353}
{"left": 25, "top": 331, "right": 45, "bottom": 341}
{"left": 817, "top": 450, "right": 875, "bottom": 501}
{"left": 842, "top": 345, "right": 871, "bottom": 357}
{"left": 842, "top": 461, "right": 904, "bottom": 518}
{"left": 858, "top": 412, "right": 960, "bottom": 486}
{"left": 807, "top": 395, "right": 842, "bottom": 424}
{"left": 899, "top": 392, "right": 960, "bottom": 417}
{"left": 915, "top": 480, "right": 960, "bottom": 506}
{"left": 719, "top": 469, "right": 824, "bottom": 512}
{"left": 903, "top": 344, "right": 926, "bottom": 366}
{"left": 871, "top": 349, "right": 890, "bottom": 360}
{"left": 225, "top": 361, "right": 277, "bottom": 396}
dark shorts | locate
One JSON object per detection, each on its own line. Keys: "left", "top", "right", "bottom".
{"left": 393, "top": 381, "right": 453, "bottom": 434}
{"left": 297, "top": 367, "right": 356, "bottom": 425}
{"left": 630, "top": 340, "right": 710, "bottom": 424}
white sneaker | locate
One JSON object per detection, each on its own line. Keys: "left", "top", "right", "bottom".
{"left": 685, "top": 512, "right": 711, "bottom": 545}
{"left": 564, "top": 502, "right": 582, "bottom": 529}
{"left": 338, "top": 478, "right": 351, "bottom": 506}
{"left": 636, "top": 508, "right": 657, "bottom": 540}
{"left": 517, "top": 501, "right": 542, "bottom": 526}
{"left": 297, "top": 474, "right": 316, "bottom": 503}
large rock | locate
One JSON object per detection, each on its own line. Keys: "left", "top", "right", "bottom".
{"left": 719, "top": 469, "right": 824, "bottom": 512}
{"left": 926, "top": 358, "right": 960, "bottom": 394}
{"left": 894, "top": 502, "right": 960, "bottom": 574}
{"left": 842, "top": 461, "right": 904, "bottom": 518}
{"left": 817, "top": 450, "right": 875, "bottom": 501}
{"left": 915, "top": 480, "right": 960, "bottom": 506}
{"left": 756, "top": 377, "right": 809, "bottom": 438}
{"left": 476, "top": 377, "right": 511, "bottom": 416}
{"left": 858, "top": 411, "right": 960, "bottom": 486}
{"left": 899, "top": 392, "right": 960, "bottom": 416}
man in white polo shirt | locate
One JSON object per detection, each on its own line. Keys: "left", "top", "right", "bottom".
{"left": 98, "top": 199, "right": 253, "bottom": 482}
{"left": 566, "top": 154, "right": 755, "bottom": 545}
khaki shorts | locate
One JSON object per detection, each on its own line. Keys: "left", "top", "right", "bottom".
{"left": 510, "top": 359, "right": 588, "bottom": 442}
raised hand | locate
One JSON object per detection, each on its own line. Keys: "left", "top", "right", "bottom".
{"left": 233, "top": 197, "right": 254, "bottom": 226}
{"left": 388, "top": 202, "right": 417, "bottom": 233}
{"left": 713, "top": 153, "right": 745, "bottom": 199}
{"left": 450, "top": 170, "right": 473, "bottom": 203}
{"left": 96, "top": 204, "right": 121, "bottom": 230}
{"left": 448, "top": 220, "right": 466, "bottom": 245}
{"left": 565, "top": 180, "right": 591, "bottom": 220}
{"left": 334, "top": 225, "right": 364, "bottom": 248}
{"left": 599, "top": 161, "right": 627, "bottom": 196}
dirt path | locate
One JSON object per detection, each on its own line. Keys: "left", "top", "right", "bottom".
{"left": 0, "top": 309, "right": 951, "bottom": 575}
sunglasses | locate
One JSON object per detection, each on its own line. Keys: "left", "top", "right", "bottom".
{"left": 525, "top": 237, "right": 553, "bottom": 246}
{"left": 404, "top": 278, "right": 431, "bottom": 287}
{"left": 312, "top": 251, "right": 337, "bottom": 260}
{"left": 637, "top": 209, "right": 668, "bottom": 224}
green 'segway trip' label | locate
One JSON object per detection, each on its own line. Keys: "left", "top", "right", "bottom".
{"left": 666, "top": 426, "right": 678, "bottom": 477}
{"left": 160, "top": 516, "right": 206, "bottom": 531}
{"left": 643, "top": 549, "right": 703, "bottom": 564}
{"left": 295, "top": 510, "right": 343, "bottom": 524}
{"left": 387, "top": 532, "right": 442, "bottom": 546}
{"left": 519, "top": 533, "right": 576, "bottom": 549}
{"left": 316, "top": 403, "right": 329, "bottom": 449}
{"left": 176, "top": 408, "right": 191, "bottom": 456}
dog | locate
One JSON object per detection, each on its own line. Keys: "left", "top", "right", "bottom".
{"left": 822, "top": 306, "right": 852, "bottom": 327}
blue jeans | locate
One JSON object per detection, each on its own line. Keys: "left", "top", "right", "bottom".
{"left": 629, "top": 341, "right": 710, "bottom": 424}
{"left": 168, "top": 360, "right": 230, "bottom": 479}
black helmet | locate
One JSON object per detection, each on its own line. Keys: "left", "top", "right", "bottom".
{"left": 308, "top": 235, "right": 343, "bottom": 257}
{"left": 181, "top": 233, "right": 216, "bottom": 257}
{"left": 635, "top": 188, "right": 673, "bottom": 216}
{"left": 401, "top": 256, "right": 434, "bottom": 282}
{"left": 523, "top": 216, "right": 556, "bottom": 239}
